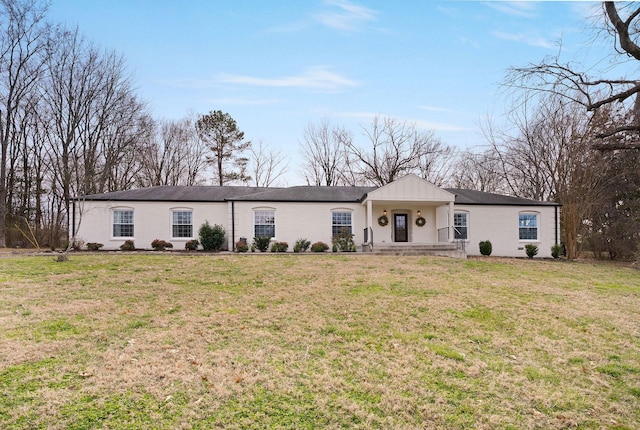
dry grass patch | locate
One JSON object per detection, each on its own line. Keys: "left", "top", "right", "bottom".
{"left": 0, "top": 254, "right": 639, "bottom": 429}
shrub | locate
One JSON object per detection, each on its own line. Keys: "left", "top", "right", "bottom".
{"left": 199, "top": 222, "right": 225, "bottom": 251}
{"left": 120, "top": 240, "right": 135, "bottom": 251}
{"left": 86, "top": 242, "right": 104, "bottom": 251}
{"left": 253, "top": 236, "right": 271, "bottom": 252}
{"left": 270, "top": 241, "right": 288, "bottom": 252}
{"left": 151, "top": 239, "right": 173, "bottom": 251}
{"left": 479, "top": 240, "right": 492, "bottom": 256}
{"left": 332, "top": 228, "right": 356, "bottom": 252}
{"left": 525, "top": 244, "right": 539, "bottom": 259}
{"left": 293, "top": 238, "right": 311, "bottom": 253}
{"left": 185, "top": 239, "right": 199, "bottom": 251}
{"left": 551, "top": 244, "right": 562, "bottom": 259}
{"left": 236, "top": 241, "right": 249, "bottom": 253}
{"left": 311, "top": 241, "right": 329, "bottom": 252}
{"left": 71, "top": 239, "right": 85, "bottom": 251}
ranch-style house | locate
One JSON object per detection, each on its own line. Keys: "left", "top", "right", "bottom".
{"left": 71, "top": 174, "right": 560, "bottom": 258}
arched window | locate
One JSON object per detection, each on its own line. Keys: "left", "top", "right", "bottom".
{"left": 518, "top": 212, "right": 539, "bottom": 241}
{"left": 171, "top": 209, "right": 193, "bottom": 238}
{"left": 331, "top": 210, "right": 352, "bottom": 237}
{"left": 254, "top": 208, "right": 275, "bottom": 238}
{"left": 454, "top": 211, "right": 468, "bottom": 240}
{"left": 112, "top": 208, "right": 134, "bottom": 238}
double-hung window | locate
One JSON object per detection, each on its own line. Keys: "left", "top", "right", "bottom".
{"left": 113, "top": 209, "right": 134, "bottom": 237}
{"left": 332, "top": 211, "right": 352, "bottom": 237}
{"left": 172, "top": 210, "right": 193, "bottom": 238}
{"left": 454, "top": 212, "right": 468, "bottom": 240}
{"left": 254, "top": 210, "right": 275, "bottom": 238}
{"left": 519, "top": 213, "right": 538, "bottom": 240}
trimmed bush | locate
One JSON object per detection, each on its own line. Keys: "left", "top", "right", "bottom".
{"left": 86, "top": 242, "right": 103, "bottom": 251}
{"left": 551, "top": 244, "right": 562, "bottom": 259}
{"left": 151, "top": 239, "right": 173, "bottom": 251}
{"left": 270, "top": 241, "right": 288, "bottom": 253}
{"left": 253, "top": 236, "right": 271, "bottom": 252}
{"left": 236, "top": 241, "right": 249, "bottom": 253}
{"left": 185, "top": 239, "right": 199, "bottom": 251}
{"left": 479, "top": 240, "right": 492, "bottom": 256}
{"left": 332, "top": 227, "right": 356, "bottom": 252}
{"left": 120, "top": 240, "right": 135, "bottom": 251}
{"left": 525, "top": 244, "right": 539, "bottom": 259}
{"left": 199, "top": 222, "right": 225, "bottom": 251}
{"left": 293, "top": 238, "right": 311, "bottom": 253}
{"left": 71, "top": 239, "right": 84, "bottom": 251}
{"left": 311, "top": 241, "right": 329, "bottom": 252}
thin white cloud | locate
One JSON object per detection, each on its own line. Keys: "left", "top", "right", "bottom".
{"left": 493, "top": 30, "right": 556, "bottom": 49}
{"left": 206, "top": 98, "right": 281, "bottom": 106}
{"left": 315, "top": 0, "right": 378, "bottom": 31}
{"left": 216, "top": 66, "right": 361, "bottom": 92}
{"left": 482, "top": 1, "right": 538, "bottom": 18}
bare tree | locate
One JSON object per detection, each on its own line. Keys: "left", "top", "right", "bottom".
{"left": 299, "top": 120, "right": 353, "bottom": 186}
{"left": 347, "top": 115, "right": 447, "bottom": 186}
{"left": 138, "top": 117, "right": 207, "bottom": 187}
{"left": 248, "top": 139, "right": 288, "bottom": 187}
{"left": 450, "top": 149, "right": 506, "bottom": 193}
{"left": 490, "top": 93, "right": 611, "bottom": 259}
{"left": 0, "top": 0, "right": 48, "bottom": 247}
{"left": 417, "top": 144, "right": 457, "bottom": 187}
{"left": 509, "top": 2, "right": 640, "bottom": 150}
{"left": 42, "top": 26, "right": 148, "bottom": 236}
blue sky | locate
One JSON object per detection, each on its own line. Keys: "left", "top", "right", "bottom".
{"left": 48, "top": 1, "right": 607, "bottom": 185}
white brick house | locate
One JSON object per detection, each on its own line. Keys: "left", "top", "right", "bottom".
{"left": 72, "top": 174, "right": 560, "bottom": 258}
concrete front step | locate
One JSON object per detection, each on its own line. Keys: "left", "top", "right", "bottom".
{"left": 369, "top": 244, "right": 466, "bottom": 259}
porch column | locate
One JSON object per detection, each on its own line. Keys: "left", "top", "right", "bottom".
{"left": 448, "top": 201, "right": 455, "bottom": 243}
{"left": 366, "top": 200, "right": 373, "bottom": 243}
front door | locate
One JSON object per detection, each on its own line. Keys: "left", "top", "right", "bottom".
{"left": 394, "top": 214, "right": 408, "bottom": 242}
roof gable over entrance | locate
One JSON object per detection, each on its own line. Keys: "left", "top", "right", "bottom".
{"left": 364, "top": 174, "right": 455, "bottom": 203}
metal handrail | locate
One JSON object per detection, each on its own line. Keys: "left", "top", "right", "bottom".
{"left": 363, "top": 227, "right": 373, "bottom": 252}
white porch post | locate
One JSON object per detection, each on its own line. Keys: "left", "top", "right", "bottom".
{"left": 366, "top": 199, "right": 373, "bottom": 243}
{"left": 448, "top": 201, "right": 455, "bottom": 243}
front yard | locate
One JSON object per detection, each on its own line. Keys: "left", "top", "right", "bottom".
{"left": 0, "top": 254, "right": 638, "bottom": 429}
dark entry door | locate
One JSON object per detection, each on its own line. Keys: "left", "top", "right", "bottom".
{"left": 394, "top": 214, "right": 408, "bottom": 242}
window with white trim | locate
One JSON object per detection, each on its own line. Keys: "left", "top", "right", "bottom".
{"left": 113, "top": 209, "right": 134, "bottom": 237}
{"left": 332, "top": 211, "right": 352, "bottom": 237}
{"left": 454, "top": 212, "right": 468, "bottom": 240}
{"left": 254, "top": 210, "right": 275, "bottom": 238}
{"left": 519, "top": 213, "right": 538, "bottom": 240}
{"left": 172, "top": 210, "right": 193, "bottom": 238}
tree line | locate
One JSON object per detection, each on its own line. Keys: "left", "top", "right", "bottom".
{"left": 0, "top": 0, "right": 638, "bottom": 260}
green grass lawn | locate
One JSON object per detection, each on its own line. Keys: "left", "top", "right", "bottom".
{"left": 0, "top": 254, "right": 639, "bottom": 429}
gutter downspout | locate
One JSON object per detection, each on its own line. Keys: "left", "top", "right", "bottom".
{"left": 554, "top": 205, "right": 558, "bottom": 245}
{"left": 231, "top": 200, "right": 235, "bottom": 251}
{"left": 72, "top": 200, "right": 76, "bottom": 238}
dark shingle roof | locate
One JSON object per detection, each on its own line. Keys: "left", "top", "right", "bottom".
{"left": 76, "top": 186, "right": 272, "bottom": 202}
{"left": 75, "top": 185, "right": 558, "bottom": 206}
{"left": 445, "top": 188, "right": 559, "bottom": 206}
{"left": 228, "top": 186, "right": 377, "bottom": 202}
